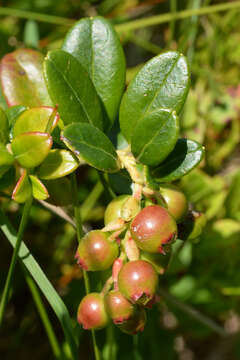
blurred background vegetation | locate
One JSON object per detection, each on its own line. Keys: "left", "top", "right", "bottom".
{"left": 1, "top": 0, "right": 240, "bottom": 359}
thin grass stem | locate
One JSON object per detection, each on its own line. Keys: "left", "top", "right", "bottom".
{"left": 0, "top": 196, "right": 32, "bottom": 326}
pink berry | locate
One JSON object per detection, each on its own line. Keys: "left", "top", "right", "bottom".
{"left": 118, "top": 260, "right": 158, "bottom": 305}
{"left": 75, "top": 230, "right": 118, "bottom": 271}
{"left": 77, "top": 293, "right": 109, "bottom": 330}
{"left": 130, "top": 205, "right": 177, "bottom": 254}
{"left": 105, "top": 290, "right": 135, "bottom": 324}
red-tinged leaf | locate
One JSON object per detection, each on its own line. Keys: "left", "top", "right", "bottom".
{"left": 29, "top": 175, "right": 49, "bottom": 200}
{"left": 13, "top": 106, "right": 59, "bottom": 138}
{"left": 12, "top": 170, "right": 32, "bottom": 203}
{"left": 0, "top": 49, "right": 52, "bottom": 107}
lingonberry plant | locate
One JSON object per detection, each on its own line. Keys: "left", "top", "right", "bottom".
{"left": 0, "top": 15, "right": 205, "bottom": 360}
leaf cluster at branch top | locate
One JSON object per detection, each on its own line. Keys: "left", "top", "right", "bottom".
{"left": 0, "top": 15, "right": 205, "bottom": 204}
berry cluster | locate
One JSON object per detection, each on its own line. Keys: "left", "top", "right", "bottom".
{"left": 75, "top": 185, "right": 188, "bottom": 334}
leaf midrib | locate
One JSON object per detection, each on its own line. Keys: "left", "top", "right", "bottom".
{"left": 62, "top": 135, "right": 117, "bottom": 163}
{"left": 136, "top": 111, "right": 175, "bottom": 161}
{"left": 48, "top": 55, "right": 93, "bottom": 126}
{"left": 131, "top": 53, "right": 181, "bottom": 134}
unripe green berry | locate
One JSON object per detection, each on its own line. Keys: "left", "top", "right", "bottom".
{"left": 105, "top": 290, "right": 135, "bottom": 324}
{"left": 160, "top": 184, "right": 188, "bottom": 223}
{"left": 77, "top": 293, "right": 109, "bottom": 330}
{"left": 118, "top": 260, "right": 158, "bottom": 305}
{"left": 104, "top": 195, "right": 140, "bottom": 225}
{"left": 75, "top": 230, "right": 118, "bottom": 271}
{"left": 178, "top": 211, "right": 207, "bottom": 241}
{"left": 117, "top": 307, "right": 146, "bottom": 335}
{"left": 104, "top": 195, "right": 130, "bottom": 225}
{"left": 130, "top": 205, "right": 177, "bottom": 254}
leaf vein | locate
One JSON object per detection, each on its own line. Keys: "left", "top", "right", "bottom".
{"left": 63, "top": 136, "right": 117, "bottom": 163}
{"left": 48, "top": 57, "right": 93, "bottom": 125}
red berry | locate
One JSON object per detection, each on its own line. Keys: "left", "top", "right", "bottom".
{"left": 105, "top": 290, "right": 135, "bottom": 324}
{"left": 160, "top": 185, "right": 188, "bottom": 223}
{"left": 77, "top": 293, "right": 109, "bottom": 330}
{"left": 118, "top": 260, "right": 158, "bottom": 305}
{"left": 117, "top": 307, "right": 146, "bottom": 335}
{"left": 130, "top": 205, "right": 177, "bottom": 254}
{"left": 75, "top": 230, "right": 118, "bottom": 271}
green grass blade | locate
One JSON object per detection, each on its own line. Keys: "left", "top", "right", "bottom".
{"left": 23, "top": 266, "right": 63, "bottom": 359}
{"left": 115, "top": 1, "right": 240, "bottom": 32}
{"left": 0, "top": 197, "right": 32, "bottom": 326}
{"left": 0, "top": 209, "right": 78, "bottom": 360}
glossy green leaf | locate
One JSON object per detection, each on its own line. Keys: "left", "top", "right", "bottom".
{"left": 13, "top": 106, "right": 59, "bottom": 138}
{"left": 0, "top": 143, "right": 14, "bottom": 166}
{"left": 11, "top": 132, "right": 52, "bottom": 168}
{"left": 0, "top": 107, "right": 9, "bottom": 144}
{"left": 108, "top": 170, "right": 132, "bottom": 195}
{"left": 152, "top": 139, "right": 204, "bottom": 182}
{"left": 29, "top": 175, "right": 49, "bottom": 200}
{"left": 61, "top": 123, "right": 119, "bottom": 172}
{"left": 43, "top": 50, "right": 104, "bottom": 130}
{"left": 62, "top": 16, "right": 126, "bottom": 126}
{"left": 0, "top": 49, "right": 52, "bottom": 107}
{"left": 131, "top": 109, "right": 179, "bottom": 166}
{"left": 120, "top": 51, "right": 190, "bottom": 142}
{"left": 37, "top": 149, "right": 79, "bottom": 180}
{"left": 12, "top": 170, "right": 32, "bottom": 203}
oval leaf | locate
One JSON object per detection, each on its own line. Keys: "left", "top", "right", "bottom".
{"left": 13, "top": 106, "right": 59, "bottom": 138}
{"left": 0, "top": 49, "right": 52, "bottom": 107}
{"left": 11, "top": 132, "right": 52, "bottom": 168}
{"left": 29, "top": 175, "right": 49, "bottom": 200}
{"left": 0, "top": 107, "right": 9, "bottom": 144}
{"left": 12, "top": 170, "right": 32, "bottom": 203}
{"left": 131, "top": 109, "right": 179, "bottom": 166}
{"left": 37, "top": 149, "right": 79, "bottom": 180}
{"left": 62, "top": 16, "right": 126, "bottom": 126}
{"left": 0, "top": 143, "right": 14, "bottom": 166}
{"left": 61, "top": 123, "right": 119, "bottom": 172}
{"left": 120, "top": 51, "right": 190, "bottom": 142}
{"left": 151, "top": 139, "right": 205, "bottom": 182}
{"left": 43, "top": 50, "right": 104, "bottom": 130}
